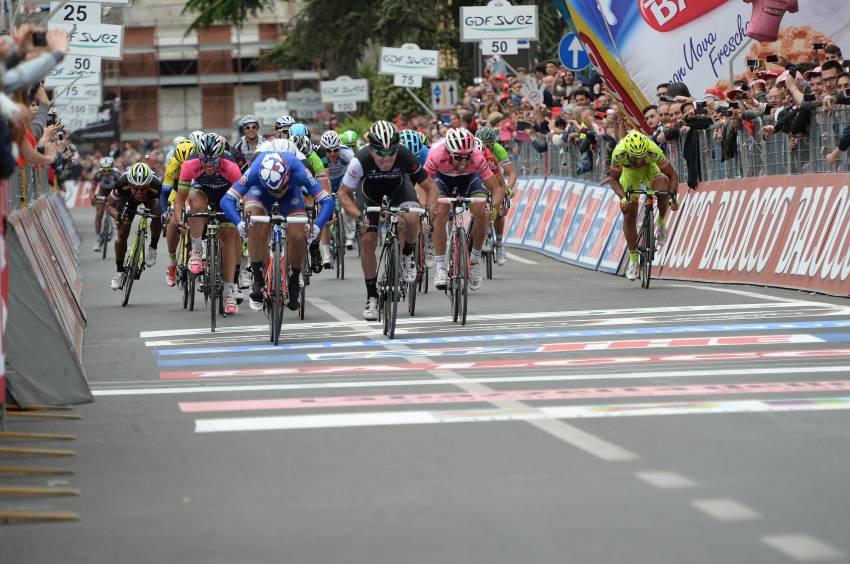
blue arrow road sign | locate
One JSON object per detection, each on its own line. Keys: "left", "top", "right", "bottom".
{"left": 559, "top": 33, "right": 590, "bottom": 72}
{"left": 433, "top": 85, "right": 442, "bottom": 105}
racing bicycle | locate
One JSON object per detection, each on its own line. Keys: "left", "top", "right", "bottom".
{"left": 631, "top": 187, "right": 677, "bottom": 289}
{"left": 119, "top": 204, "right": 157, "bottom": 307}
{"left": 440, "top": 196, "right": 487, "bottom": 325}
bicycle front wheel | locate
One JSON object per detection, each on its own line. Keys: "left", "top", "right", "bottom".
{"left": 270, "top": 243, "right": 284, "bottom": 344}
{"left": 121, "top": 236, "right": 142, "bottom": 307}
{"left": 100, "top": 221, "right": 109, "bottom": 260}
{"left": 639, "top": 211, "right": 654, "bottom": 289}
{"left": 335, "top": 213, "right": 345, "bottom": 280}
{"left": 383, "top": 242, "right": 400, "bottom": 338}
{"left": 457, "top": 229, "right": 469, "bottom": 325}
{"left": 207, "top": 237, "right": 220, "bottom": 332}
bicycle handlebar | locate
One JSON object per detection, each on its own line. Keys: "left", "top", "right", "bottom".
{"left": 628, "top": 189, "right": 678, "bottom": 196}
{"left": 365, "top": 205, "right": 426, "bottom": 215}
{"left": 186, "top": 211, "right": 228, "bottom": 220}
{"left": 248, "top": 215, "right": 309, "bottom": 225}
{"left": 438, "top": 197, "right": 488, "bottom": 204}
{"left": 131, "top": 205, "right": 159, "bottom": 219}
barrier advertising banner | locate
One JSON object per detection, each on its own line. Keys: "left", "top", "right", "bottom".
{"left": 552, "top": 1, "right": 850, "bottom": 132}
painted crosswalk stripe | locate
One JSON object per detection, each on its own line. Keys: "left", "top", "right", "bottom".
{"left": 92, "top": 365, "right": 850, "bottom": 396}
{"left": 155, "top": 320, "right": 850, "bottom": 356}
{"left": 159, "top": 347, "right": 850, "bottom": 380}
{"left": 178, "top": 380, "right": 850, "bottom": 413}
{"left": 194, "top": 396, "right": 850, "bottom": 433}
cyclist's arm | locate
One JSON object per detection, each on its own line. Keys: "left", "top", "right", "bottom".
{"left": 297, "top": 168, "right": 333, "bottom": 230}
{"left": 659, "top": 159, "right": 679, "bottom": 192}
{"left": 105, "top": 191, "right": 122, "bottom": 221}
{"left": 411, "top": 166, "right": 438, "bottom": 209}
{"left": 222, "top": 169, "right": 252, "bottom": 226}
{"left": 502, "top": 161, "right": 517, "bottom": 191}
{"left": 338, "top": 159, "right": 363, "bottom": 220}
{"left": 608, "top": 163, "right": 627, "bottom": 200}
{"left": 483, "top": 174, "right": 505, "bottom": 211}
{"left": 307, "top": 152, "right": 331, "bottom": 193}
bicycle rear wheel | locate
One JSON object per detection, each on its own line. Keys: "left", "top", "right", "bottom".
{"left": 639, "top": 212, "right": 654, "bottom": 289}
{"left": 100, "top": 220, "right": 109, "bottom": 260}
{"left": 408, "top": 235, "right": 421, "bottom": 317}
{"left": 335, "top": 213, "right": 345, "bottom": 280}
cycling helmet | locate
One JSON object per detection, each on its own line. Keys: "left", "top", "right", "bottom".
{"left": 189, "top": 130, "right": 205, "bottom": 147}
{"left": 172, "top": 135, "right": 187, "bottom": 146}
{"left": 473, "top": 137, "right": 483, "bottom": 151}
{"left": 444, "top": 128, "right": 475, "bottom": 155}
{"left": 368, "top": 120, "right": 399, "bottom": 150}
{"left": 99, "top": 156, "right": 114, "bottom": 170}
{"left": 241, "top": 114, "right": 259, "bottom": 127}
{"left": 256, "top": 138, "right": 302, "bottom": 157}
{"left": 274, "top": 115, "right": 295, "bottom": 131}
{"left": 128, "top": 162, "right": 154, "bottom": 186}
{"left": 257, "top": 153, "right": 289, "bottom": 192}
{"left": 320, "top": 130, "right": 340, "bottom": 150}
{"left": 340, "top": 130, "right": 359, "bottom": 147}
{"left": 399, "top": 129, "right": 424, "bottom": 156}
{"left": 197, "top": 132, "right": 225, "bottom": 159}
{"left": 290, "top": 123, "right": 309, "bottom": 137}
{"left": 418, "top": 131, "right": 428, "bottom": 147}
{"left": 174, "top": 139, "right": 196, "bottom": 162}
{"left": 622, "top": 130, "right": 650, "bottom": 160}
{"left": 475, "top": 126, "right": 498, "bottom": 146}
{"left": 292, "top": 134, "right": 314, "bottom": 156}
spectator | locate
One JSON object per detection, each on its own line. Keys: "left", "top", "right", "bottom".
{"left": 823, "top": 44, "right": 843, "bottom": 64}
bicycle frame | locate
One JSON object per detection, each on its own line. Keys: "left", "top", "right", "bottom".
{"left": 629, "top": 186, "right": 677, "bottom": 289}
{"left": 438, "top": 196, "right": 487, "bottom": 325}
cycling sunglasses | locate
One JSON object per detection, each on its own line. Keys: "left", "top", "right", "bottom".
{"left": 243, "top": 124, "right": 258, "bottom": 130}
{"left": 327, "top": 148, "right": 340, "bottom": 153}
{"left": 372, "top": 145, "right": 399, "bottom": 157}
{"left": 452, "top": 152, "right": 473, "bottom": 161}
{"left": 201, "top": 156, "right": 221, "bottom": 164}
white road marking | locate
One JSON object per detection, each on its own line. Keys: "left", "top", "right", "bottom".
{"left": 306, "top": 296, "right": 637, "bottom": 462}
{"left": 505, "top": 252, "right": 538, "bottom": 265}
{"left": 635, "top": 471, "right": 696, "bottom": 489}
{"left": 139, "top": 301, "right": 832, "bottom": 339}
{"left": 691, "top": 498, "right": 761, "bottom": 521}
{"left": 668, "top": 284, "right": 838, "bottom": 307}
{"left": 92, "top": 365, "right": 850, "bottom": 396}
{"left": 761, "top": 534, "right": 846, "bottom": 561}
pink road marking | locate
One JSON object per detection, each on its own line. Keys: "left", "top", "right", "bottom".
{"left": 178, "top": 380, "right": 850, "bottom": 413}
{"left": 160, "top": 347, "right": 850, "bottom": 381}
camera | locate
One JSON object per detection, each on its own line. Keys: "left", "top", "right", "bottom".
{"left": 766, "top": 54, "right": 780, "bottom": 63}
{"left": 813, "top": 42, "right": 826, "bottom": 50}
{"left": 803, "top": 93, "right": 816, "bottom": 102}
{"left": 746, "top": 59, "right": 759, "bottom": 69}
{"left": 728, "top": 101, "right": 740, "bottom": 109}
{"left": 845, "top": 88, "right": 850, "bottom": 98}
{"left": 32, "top": 32, "right": 47, "bottom": 47}
{"left": 57, "top": 132, "right": 65, "bottom": 141}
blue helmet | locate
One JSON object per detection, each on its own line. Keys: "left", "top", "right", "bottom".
{"left": 399, "top": 129, "right": 424, "bottom": 156}
{"left": 257, "top": 153, "right": 289, "bottom": 192}
{"left": 290, "top": 123, "right": 309, "bottom": 137}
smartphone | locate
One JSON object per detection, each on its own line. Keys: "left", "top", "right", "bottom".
{"left": 32, "top": 32, "right": 47, "bottom": 47}
{"left": 844, "top": 88, "right": 850, "bottom": 98}
{"left": 803, "top": 93, "right": 816, "bottom": 102}
{"left": 57, "top": 132, "right": 65, "bottom": 141}
{"left": 746, "top": 59, "right": 759, "bottom": 68}
{"left": 813, "top": 42, "right": 826, "bottom": 50}
{"left": 766, "top": 54, "right": 780, "bottom": 63}
{"left": 729, "top": 101, "right": 740, "bottom": 109}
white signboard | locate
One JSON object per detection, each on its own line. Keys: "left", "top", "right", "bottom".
{"left": 333, "top": 101, "right": 357, "bottom": 113}
{"left": 54, "top": 103, "right": 101, "bottom": 129}
{"left": 460, "top": 4, "right": 538, "bottom": 42}
{"left": 380, "top": 44, "right": 439, "bottom": 78}
{"left": 320, "top": 76, "right": 369, "bottom": 103}
{"left": 431, "top": 80, "right": 459, "bottom": 111}
{"left": 287, "top": 89, "right": 324, "bottom": 116}
{"left": 253, "top": 98, "right": 289, "bottom": 126}
{"left": 521, "top": 76, "right": 545, "bottom": 107}
{"left": 45, "top": 55, "right": 101, "bottom": 88}
{"left": 48, "top": 23, "right": 124, "bottom": 60}
{"left": 27, "top": 0, "right": 130, "bottom": 3}
{"left": 53, "top": 82, "right": 102, "bottom": 104}
{"left": 480, "top": 39, "right": 519, "bottom": 55}
{"left": 50, "top": 3, "right": 101, "bottom": 24}
{"left": 393, "top": 74, "right": 423, "bottom": 88}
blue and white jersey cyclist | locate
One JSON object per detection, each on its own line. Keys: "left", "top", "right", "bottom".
{"left": 399, "top": 129, "right": 429, "bottom": 167}
{"left": 221, "top": 151, "right": 334, "bottom": 312}
{"left": 316, "top": 130, "right": 357, "bottom": 264}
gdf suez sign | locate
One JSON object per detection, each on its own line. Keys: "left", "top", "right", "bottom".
{"left": 460, "top": 3, "right": 538, "bottom": 42}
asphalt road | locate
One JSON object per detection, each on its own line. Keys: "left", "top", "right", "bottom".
{"left": 3, "top": 207, "right": 850, "bottom": 563}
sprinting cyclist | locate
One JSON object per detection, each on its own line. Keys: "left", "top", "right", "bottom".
{"left": 317, "top": 130, "right": 356, "bottom": 264}
{"left": 92, "top": 156, "right": 120, "bottom": 253}
{"left": 160, "top": 138, "right": 197, "bottom": 287}
{"left": 180, "top": 133, "right": 244, "bottom": 314}
{"left": 106, "top": 163, "right": 162, "bottom": 290}
{"left": 426, "top": 127, "right": 504, "bottom": 292}
{"left": 337, "top": 121, "right": 440, "bottom": 321}
{"left": 475, "top": 126, "right": 516, "bottom": 265}
{"left": 233, "top": 115, "right": 264, "bottom": 168}
{"left": 399, "top": 129, "right": 436, "bottom": 265}
{"left": 274, "top": 115, "right": 296, "bottom": 139}
{"left": 609, "top": 130, "right": 679, "bottom": 281}
{"left": 221, "top": 151, "right": 333, "bottom": 312}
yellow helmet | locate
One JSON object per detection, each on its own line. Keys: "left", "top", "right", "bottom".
{"left": 174, "top": 139, "right": 196, "bottom": 163}
{"left": 622, "top": 130, "right": 650, "bottom": 159}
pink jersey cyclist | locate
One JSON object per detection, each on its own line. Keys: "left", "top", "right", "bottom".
{"left": 178, "top": 157, "right": 243, "bottom": 207}
{"left": 425, "top": 140, "right": 493, "bottom": 197}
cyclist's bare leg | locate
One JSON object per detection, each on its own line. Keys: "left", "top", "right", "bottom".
{"left": 168, "top": 189, "right": 188, "bottom": 261}
{"left": 220, "top": 226, "right": 238, "bottom": 285}
{"left": 469, "top": 201, "right": 488, "bottom": 250}
{"left": 432, "top": 203, "right": 450, "bottom": 256}
{"left": 187, "top": 190, "right": 209, "bottom": 243}
{"left": 244, "top": 204, "right": 269, "bottom": 264}
{"left": 621, "top": 198, "right": 639, "bottom": 250}
{"left": 286, "top": 221, "right": 307, "bottom": 269}
{"left": 653, "top": 174, "right": 671, "bottom": 221}
{"left": 94, "top": 200, "right": 105, "bottom": 235}
{"left": 360, "top": 229, "right": 378, "bottom": 279}
{"left": 114, "top": 222, "right": 132, "bottom": 268}
{"left": 400, "top": 211, "right": 420, "bottom": 250}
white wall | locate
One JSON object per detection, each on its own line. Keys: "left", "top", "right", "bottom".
{"left": 233, "top": 84, "right": 263, "bottom": 121}
{"left": 158, "top": 87, "right": 202, "bottom": 134}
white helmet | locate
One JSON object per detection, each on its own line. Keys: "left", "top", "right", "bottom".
{"left": 444, "top": 128, "right": 475, "bottom": 155}
{"left": 189, "top": 130, "right": 205, "bottom": 148}
{"left": 241, "top": 114, "right": 259, "bottom": 127}
{"left": 320, "top": 130, "right": 340, "bottom": 150}
{"left": 256, "top": 138, "right": 305, "bottom": 160}
{"left": 473, "top": 137, "right": 483, "bottom": 151}
{"left": 99, "top": 156, "right": 114, "bottom": 169}
{"left": 367, "top": 120, "right": 399, "bottom": 150}
{"left": 275, "top": 115, "right": 296, "bottom": 131}
{"left": 172, "top": 135, "right": 187, "bottom": 146}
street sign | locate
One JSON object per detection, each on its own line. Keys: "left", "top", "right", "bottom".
{"left": 480, "top": 39, "right": 519, "bottom": 56}
{"left": 50, "top": 2, "right": 101, "bottom": 24}
{"left": 333, "top": 101, "right": 357, "bottom": 113}
{"left": 44, "top": 55, "right": 101, "bottom": 88}
{"left": 431, "top": 80, "right": 459, "bottom": 111}
{"left": 460, "top": 2, "right": 538, "bottom": 42}
{"left": 287, "top": 89, "right": 324, "bottom": 118}
{"left": 380, "top": 44, "right": 439, "bottom": 78}
{"left": 393, "top": 74, "right": 423, "bottom": 88}
{"left": 253, "top": 98, "right": 289, "bottom": 126}
{"left": 321, "top": 76, "right": 369, "bottom": 103}
{"left": 559, "top": 33, "right": 590, "bottom": 71}
{"left": 48, "top": 23, "right": 124, "bottom": 60}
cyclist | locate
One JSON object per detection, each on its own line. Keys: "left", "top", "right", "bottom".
{"left": 475, "top": 126, "right": 516, "bottom": 265}
{"left": 105, "top": 163, "right": 162, "bottom": 290}
{"left": 165, "top": 135, "right": 187, "bottom": 165}
{"left": 274, "top": 115, "right": 296, "bottom": 139}
{"left": 92, "top": 156, "right": 120, "bottom": 253}
{"left": 337, "top": 120, "right": 440, "bottom": 321}
{"left": 160, "top": 138, "right": 197, "bottom": 287}
{"left": 609, "top": 129, "right": 680, "bottom": 281}
{"left": 290, "top": 132, "right": 331, "bottom": 191}
{"left": 180, "top": 133, "right": 245, "bottom": 314}
{"left": 340, "top": 130, "right": 359, "bottom": 151}
{"left": 317, "top": 130, "right": 356, "bottom": 263}
{"left": 427, "top": 127, "right": 504, "bottom": 292}
{"left": 399, "top": 129, "right": 436, "bottom": 265}
{"left": 221, "top": 151, "right": 333, "bottom": 312}
{"left": 233, "top": 115, "right": 264, "bottom": 168}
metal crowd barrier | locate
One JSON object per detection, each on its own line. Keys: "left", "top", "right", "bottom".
{"left": 510, "top": 108, "right": 850, "bottom": 183}
{"left": 8, "top": 166, "right": 51, "bottom": 211}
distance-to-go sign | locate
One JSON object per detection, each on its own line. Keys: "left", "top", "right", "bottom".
{"left": 333, "top": 101, "right": 357, "bottom": 113}
{"left": 287, "top": 89, "right": 324, "bottom": 118}
{"left": 460, "top": 4, "right": 538, "bottom": 42}
{"left": 50, "top": 3, "right": 100, "bottom": 24}
{"left": 380, "top": 44, "right": 439, "bottom": 78}
{"left": 253, "top": 98, "right": 289, "bottom": 126}
{"left": 44, "top": 55, "right": 100, "bottom": 88}
{"left": 53, "top": 82, "right": 102, "bottom": 104}
{"left": 480, "top": 39, "right": 519, "bottom": 56}
{"left": 48, "top": 23, "right": 124, "bottom": 60}
{"left": 393, "top": 74, "right": 423, "bottom": 88}
{"left": 320, "top": 76, "right": 369, "bottom": 103}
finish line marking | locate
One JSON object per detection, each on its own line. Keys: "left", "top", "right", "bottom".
{"left": 92, "top": 365, "right": 850, "bottom": 396}
{"left": 178, "top": 380, "right": 850, "bottom": 413}
{"left": 155, "top": 320, "right": 850, "bottom": 357}
{"left": 159, "top": 348, "right": 850, "bottom": 380}
{"left": 139, "top": 301, "right": 830, "bottom": 339}
{"left": 194, "top": 396, "right": 850, "bottom": 433}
